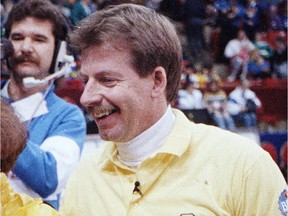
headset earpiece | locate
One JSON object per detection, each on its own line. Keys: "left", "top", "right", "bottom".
{"left": 49, "top": 15, "right": 72, "bottom": 74}
{"left": 54, "top": 41, "right": 68, "bottom": 72}
{"left": 50, "top": 40, "right": 68, "bottom": 74}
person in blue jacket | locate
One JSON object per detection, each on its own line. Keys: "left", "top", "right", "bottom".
{"left": 1, "top": 0, "right": 86, "bottom": 210}
{"left": 71, "top": 0, "right": 95, "bottom": 25}
{"left": 247, "top": 49, "right": 271, "bottom": 79}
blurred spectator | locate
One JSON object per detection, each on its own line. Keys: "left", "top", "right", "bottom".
{"left": 192, "top": 63, "right": 207, "bottom": 89}
{"left": 271, "top": 36, "right": 287, "bottom": 79}
{"left": 227, "top": 79, "right": 261, "bottom": 128}
{"left": 224, "top": 29, "right": 255, "bottom": 81}
{"left": 214, "top": 0, "right": 230, "bottom": 14}
{"left": 1, "top": 1, "right": 14, "bottom": 37}
{"left": 62, "top": 0, "right": 76, "bottom": 19}
{"left": 1, "top": 3, "right": 8, "bottom": 36}
{"left": 183, "top": 0, "right": 206, "bottom": 58}
{"left": 195, "top": 62, "right": 222, "bottom": 89}
{"left": 2, "top": 0, "right": 14, "bottom": 12}
{"left": 247, "top": 49, "right": 271, "bottom": 79}
{"left": 204, "top": 79, "right": 235, "bottom": 131}
{"left": 1, "top": 99, "right": 61, "bottom": 216}
{"left": 229, "top": 0, "right": 246, "bottom": 33}
{"left": 204, "top": 3, "right": 218, "bottom": 28}
{"left": 253, "top": 31, "right": 273, "bottom": 59}
{"left": 179, "top": 60, "right": 194, "bottom": 88}
{"left": 159, "top": 0, "right": 185, "bottom": 22}
{"left": 71, "top": 0, "right": 95, "bottom": 25}
{"left": 279, "top": 1, "right": 287, "bottom": 30}
{"left": 214, "top": 1, "right": 233, "bottom": 63}
{"left": 146, "top": 0, "right": 163, "bottom": 11}
{"left": 177, "top": 76, "right": 206, "bottom": 110}
{"left": 214, "top": 0, "right": 245, "bottom": 63}
{"left": 203, "top": 63, "right": 222, "bottom": 83}
{"left": 266, "top": 4, "right": 285, "bottom": 31}
{"left": 242, "top": 2, "right": 260, "bottom": 40}
{"left": 203, "top": 3, "right": 218, "bottom": 50}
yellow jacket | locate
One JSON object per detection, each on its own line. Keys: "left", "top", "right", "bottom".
{"left": 61, "top": 109, "right": 287, "bottom": 216}
{"left": 1, "top": 173, "right": 61, "bottom": 216}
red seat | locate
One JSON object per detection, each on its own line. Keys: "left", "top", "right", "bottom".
{"left": 261, "top": 142, "right": 278, "bottom": 163}
{"left": 259, "top": 114, "right": 279, "bottom": 125}
{"left": 262, "top": 78, "right": 279, "bottom": 88}
{"left": 280, "top": 142, "right": 287, "bottom": 166}
{"left": 266, "top": 30, "right": 287, "bottom": 49}
{"left": 210, "top": 29, "right": 220, "bottom": 59}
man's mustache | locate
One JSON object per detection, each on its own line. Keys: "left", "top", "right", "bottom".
{"left": 86, "top": 105, "right": 118, "bottom": 115}
{"left": 12, "top": 54, "right": 38, "bottom": 65}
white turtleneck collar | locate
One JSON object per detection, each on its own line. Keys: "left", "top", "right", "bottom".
{"left": 116, "top": 106, "right": 175, "bottom": 170}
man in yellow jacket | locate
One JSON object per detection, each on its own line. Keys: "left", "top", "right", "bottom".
{"left": 61, "top": 4, "right": 287, "bottom": 216}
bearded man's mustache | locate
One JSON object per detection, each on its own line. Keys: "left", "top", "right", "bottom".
{"left": 12, "top": 54, "right": 38, "bottom": 65}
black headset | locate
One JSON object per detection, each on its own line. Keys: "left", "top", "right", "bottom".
{"left": 49, "top": 15, "right": 73, "bottom": 74}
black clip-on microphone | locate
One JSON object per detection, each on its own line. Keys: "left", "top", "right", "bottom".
{"left": 133, "top": 181, "right": 143, "bottom": 197}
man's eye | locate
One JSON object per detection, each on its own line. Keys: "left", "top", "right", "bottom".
{"left": 101, "top": 78, "right": 118, "bottom": 87}
{"left": 34, "top": 38, "right": 46, "bottom": 42}
{"left": 11, "top": 35, "right": 23, "bottom": 41}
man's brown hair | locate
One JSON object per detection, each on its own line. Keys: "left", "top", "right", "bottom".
{"left": 4, "top": 0, "right": 68, "bottom": 42}
{"left": 70, "top": 3, "right": 183, "bottom": 103}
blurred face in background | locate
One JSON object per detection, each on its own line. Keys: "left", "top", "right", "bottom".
{"left": 237, "top": 30, "right": 247, "bottom": 41}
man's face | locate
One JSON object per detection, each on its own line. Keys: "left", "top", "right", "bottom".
{"left": 80, "top": 44, "right": 162, "bottom": 142}
{"left": 237, "top": 31, "right": 246, "bottom": 41}
{"left": 9, "top": 17, "right": 55, "bottom": 80}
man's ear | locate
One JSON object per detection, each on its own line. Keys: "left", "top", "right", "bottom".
{"left": 151, "top": 66, "right": 167, "bottom": 98}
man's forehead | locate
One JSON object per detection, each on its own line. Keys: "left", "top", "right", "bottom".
{"left": 10, "top": 17, "right": 54, "bottom": 35}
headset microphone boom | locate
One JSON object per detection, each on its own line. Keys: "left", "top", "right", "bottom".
{"left": 23, "top": 41, "right": 75, "bottom": 88}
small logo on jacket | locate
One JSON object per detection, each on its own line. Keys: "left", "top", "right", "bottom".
{"left": 279, "top": 189, "right": 288, "bottom": 216}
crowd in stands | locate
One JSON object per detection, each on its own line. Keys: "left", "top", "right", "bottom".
{"left": 203, "top": 78, "right": 236, "bottom": 131}
{"left": 154, "top": 0, "right": 287, "bottom": 132}
{"left": 1, "top": 0, "right": 287, "bottom": 78}
{"left": 1, "top": 0, "right": 287, "bottom": 132}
